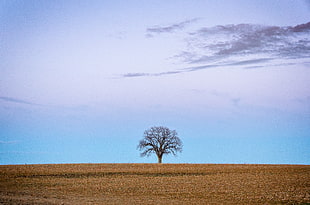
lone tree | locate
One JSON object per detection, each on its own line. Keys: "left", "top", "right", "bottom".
{"left": 137, "top": 126, "right": 183, "bottom": 163}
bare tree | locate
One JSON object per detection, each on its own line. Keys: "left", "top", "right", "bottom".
{"left": 137, "top": 126, "right": 183, "bottom": 163}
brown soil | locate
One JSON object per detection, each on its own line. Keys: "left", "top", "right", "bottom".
{"left": 0, "top": 163, "right": 309, "bottom": 204}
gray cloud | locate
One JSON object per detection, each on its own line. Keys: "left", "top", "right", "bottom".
{"left": 121, "top": 70, "right": 183, "bottom": 78}
{"left": 121, "top": 22, "right": 310, "bottom": 78}
{"left": 121, "top": 59, "right": 309, "bottom": 78}
{"left": 122, "top": 73, "right": 150, "bottom": 77}
{"left": 121, "top": 58, "right": 272, "bottom": 78}
{"left": 227, "top": 58, "right": 273, "bottom": 66}
{"left": 146, "top": 18, "right": 199, "bottom": 37}
{"left": 0, "top": 96, "right": 39, "bottom": 106}
{"left": 182, "top": 22, "right": 310, "bottom": 63}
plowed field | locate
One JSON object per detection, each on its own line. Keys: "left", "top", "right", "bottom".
{"left": 1, "top": 163, "right": 309, "bottom": 204}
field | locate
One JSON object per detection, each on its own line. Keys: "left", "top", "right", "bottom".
{"left": 0, "top": 163, "right": 309, "bottom": 204}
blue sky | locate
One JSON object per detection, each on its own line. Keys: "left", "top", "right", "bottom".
{"left": 1, "top": 0, "right": 309, "bottom": 164}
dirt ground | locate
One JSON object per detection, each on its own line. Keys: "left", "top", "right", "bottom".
{"left": 0, "top": 163, "right": 309, "bottom": 204}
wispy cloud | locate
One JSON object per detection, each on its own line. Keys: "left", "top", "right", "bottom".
{"left": 0, "top": 151, "right": 49, "bottom": 155}
{"left": 188, "top": 89, "right": 242, "bottom": 107}
{"left": 146, "top": 18, "right": 199, "bottom": 37}
{"left": 122, "top": 73, "right": 150, "bottom": 77}
{"left": 122, "top": 71, "right": 183, "bottom": 78}
{"left": 120, "top": 57, "right": 274, "bottom": 78}
{"left": 0, "top": 96, "right": 39, "bottom": 106}
{"left": 183, "top": 58, "right": 274, "bottom": 72}
{"left": 294, "top": 96, "right": 310, "bottom": 104}
{"left": 0, "top": 140, "right": 20, "bottom": 144}
{"left": 121, "top": 22, "right": 310, "bottom": 78}
{"left": 231, "top": 98, "right": 241, "bottom": 107}
{"left": 181, "top": 22, "right": 310, "bottom": 64}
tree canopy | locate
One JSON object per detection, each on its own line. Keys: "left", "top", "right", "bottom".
{"left": 137, "top": 126, "right": 182, "bottom": 163}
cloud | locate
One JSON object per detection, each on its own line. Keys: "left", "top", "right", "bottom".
{"left": 0, "top": 96, "right": 39, "bottom": 106}
{"left": 226, "top": 58, "right": 273, "bottom": 66}
{"left": 184, "top": 58, "right": 274, "bottom": 72}
{"left": 182, "top": 22, "right": 310, "bottom": 64}
{"left": 188, "top": 89, "right": 242, "bottom": 107}
{"left": 121, "top": 71, "right": 183, "bottom": 78}
{"left": 0, "top": 151, "right": 49, "bottom": 155}
{"left": 120, "top": 58, "right": 274, "bottom": 78}
{"left": 0, "top": 140, "right": 19, "bottom": 144}
{"left": 121, "top": 22, "right": 310, "bottom": 78}
{"left": 295, "top": 96, "right": 310, "bottom": 104}
{"left": 122, "top": 73, "right": 150, "bottom": 77}
{"left": 231, "top": 98, "right": 241, "bottom": 107}
{"left": 146, "top": 18, "right": 199, "bottom": 37}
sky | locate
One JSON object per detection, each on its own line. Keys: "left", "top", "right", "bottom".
{"left": 0, "top": 0, "right": 309, "bottom": 165}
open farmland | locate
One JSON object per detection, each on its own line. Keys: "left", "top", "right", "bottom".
{"left": 0, "top": 163, "right": 309, "bottom": 204}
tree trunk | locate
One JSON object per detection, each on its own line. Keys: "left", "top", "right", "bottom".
{"left": 157, "top": 156, "right": 162, "bottom": 163}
